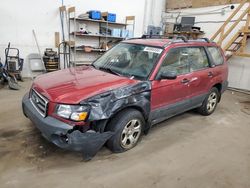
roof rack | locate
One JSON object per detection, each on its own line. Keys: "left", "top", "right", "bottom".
{"left": 141, "top": 34, "right": 167, "bottom": 39}
{"left": 126, "top": 35, "right": 212, "bottom": 47}
{"left": 196, "top": 38, "right": 210, "bottom": 43}
{"left": 140, "top": 34, "right": 188, "bottom": 42}
{"left": 175, "top": 36, "right": 188, "bottom": 42}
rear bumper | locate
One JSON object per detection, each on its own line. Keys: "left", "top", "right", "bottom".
{"left": 22, "top": 93, "right": 113, "bottom": 160}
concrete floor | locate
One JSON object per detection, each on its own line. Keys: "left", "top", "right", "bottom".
{"left": 0, "top": 80, "right": 250, "bottom": 188}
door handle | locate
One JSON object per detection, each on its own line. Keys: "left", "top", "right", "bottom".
{"left": 208, "top": 72, "right": 213, "bottom": 77}
{"left": 181, "top": 78, "right": 190, "bottom": 84}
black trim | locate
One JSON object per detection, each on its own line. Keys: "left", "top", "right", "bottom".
{"left": 150, "top": 93, "right": 207, "bottom": 125}
{"left": 221, "top": 80, "right": 228, "bottom": 93}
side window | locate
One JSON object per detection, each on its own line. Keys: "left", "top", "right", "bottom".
{"left": 157, "top": 47, "right": 209, "bottom": 77}
{"left": 189, "top": 47, "right": 209, "bottom": 71}
{"left": 157, "top": 48, "right": 190, "bottom": 76}
{"left": 207, "top": 47, "right": 224, "bottom": 66}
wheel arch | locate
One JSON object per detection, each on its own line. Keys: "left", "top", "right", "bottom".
{"left": 211, "top": 83, "right": 222, "bottom": 102}
{"left": 212, "top": 83, "right": 222, "bottom": 93}
{"left": 103, "top": 105, "right": 149, "bottom": 132}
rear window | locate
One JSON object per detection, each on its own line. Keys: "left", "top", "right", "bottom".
{"left": 207, "top": 47, "right": 224, "bottom": 66}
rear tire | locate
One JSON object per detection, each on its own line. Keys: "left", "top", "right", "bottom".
{"left": 198, "top": 87, "right": 220, "bottom": 116}
{"left": 106, "top": 109, "right": 145, "bottom": 153}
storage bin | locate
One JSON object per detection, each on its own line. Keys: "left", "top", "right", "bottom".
{"left": 121, "top": 30, "right": 129, "bottom": 38}
{"left": 102, "top": 12, "right": 116, "bottom": 22}
{"left": 88, "top": 10, "right": 101, "bottom": 20}
{"left": 112, "top": 29, "right": 121, "bottom": 37}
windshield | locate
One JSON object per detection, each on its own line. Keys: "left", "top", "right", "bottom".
{"left": 93, "top": 43, "right": 163, "bottom": 80}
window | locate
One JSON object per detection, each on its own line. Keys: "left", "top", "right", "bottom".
{"left": 157, "top": 47, "right": 209, "bottom": 77}
{"left": 207, "top": 47, "right": 224, "bottom": 66}
{"left": 189, "top": 47, "right": 209, "bottom": 71}
{"left": 158, "top": 48, "right": 190, "bottom": 76}
{"left": 93, "top": 43, "right": 162, "bottom": 80}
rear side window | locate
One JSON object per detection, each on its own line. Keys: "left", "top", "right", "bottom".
{"left": 207, "top": 47, "right": 224, "bottom": 66}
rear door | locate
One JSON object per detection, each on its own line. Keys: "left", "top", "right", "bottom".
{"left": 150, "top": 47, "right": 192, "bottom": 124}
{"left": 206, "top": 46, "right": 228, "bottom": 93}
{"left": 185, "top": 47, "right": 212, "bottom": 107}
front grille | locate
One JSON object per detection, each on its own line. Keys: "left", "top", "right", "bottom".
{"left": 30, "top": 89, "right": 49, "bottom": 117}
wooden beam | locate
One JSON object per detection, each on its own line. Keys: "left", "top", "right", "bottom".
{"left": 126, "top": 16, "right": 135, "bottom": 21}
{"left": 235, "top": 52, "right": 250, "bottom": 57}
{"left": 221, "top": 7, "right": 250, "bottom": 42}
{"left": 210, "top": 0, "right": 248, "bottom": 41}
{"left": 223, "top": 31, "right": 241, "bottom": 51}
{"left": 241, "top": 5, "right": 250, "bottom": 52}
{"left": 55, "top": 32, "right": 60, "bottom": 48}
{"left": 59, "top": 6, "right": 66, "bottom": 12}
{"left": 68, "top": 7, "right": 75, "bottom": 13}
{"left": 218, "top": 27, "right": 224, "bottom": 46}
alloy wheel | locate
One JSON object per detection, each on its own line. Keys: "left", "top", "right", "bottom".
{"left": 120, "top": 119, "right": 142, "bottom": 149}
{"left": 207, "top": 92, "right": 217, "bottom": 113}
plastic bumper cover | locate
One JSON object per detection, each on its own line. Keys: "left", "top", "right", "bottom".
{"left": 22, "top": 93, "right": 113, "bottom": 160}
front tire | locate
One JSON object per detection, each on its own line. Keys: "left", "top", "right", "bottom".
{"left": 106, "top": 109, "right": 145, "bottom": 153}
{"left": 198, "top": 87, "right": 220, "bottom": 116}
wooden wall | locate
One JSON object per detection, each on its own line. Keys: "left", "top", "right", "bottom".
{"left": 166, "top": 0, "right": 242, "bottom": 10}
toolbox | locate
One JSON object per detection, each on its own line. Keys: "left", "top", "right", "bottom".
{"left": 43, "top": 48, "right": 59, "bottom": 72}
{"left": 102, "top": 12, "right": 116, "bottom": 22}
{"left": 88, "top": 10, "right": 101, "bottom": 20}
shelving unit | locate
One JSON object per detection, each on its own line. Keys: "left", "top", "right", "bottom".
{"left": 71, "top": 32, "right": 125, "bottom": 39}
{"left": 68, "top": 7, "right": 134, "bottom": 66}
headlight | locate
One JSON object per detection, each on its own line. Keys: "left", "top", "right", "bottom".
{"left": 56, "top": 104, "right": 89, "bottom": 121}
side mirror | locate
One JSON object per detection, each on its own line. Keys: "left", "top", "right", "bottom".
{"left": 160, "top": 70, "right": 177, "bottom": 80}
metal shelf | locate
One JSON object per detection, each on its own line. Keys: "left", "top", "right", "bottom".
{"left": 74, "top": 61, "right": 92, "bottom": 66}
{"left": 70, "top": 17, "right": 127, "bottom": 26}
{"left": 71, "top": 32, "right": 124, "bottom": 40}
{"left": 68, "top": 7, "right": 134, "bottom": 65}
{"left": 72, "top": 47, "right": 107, "bottom": 53}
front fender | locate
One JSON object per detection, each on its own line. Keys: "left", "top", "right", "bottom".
{"left": 81, "top": 81, "right": 151, "bottom": 122}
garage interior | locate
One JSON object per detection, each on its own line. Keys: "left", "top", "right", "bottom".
{"left": 0, "top": 0, "right": 250, "bottom": 187}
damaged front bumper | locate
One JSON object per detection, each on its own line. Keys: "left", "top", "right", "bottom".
{"left": 22, "top": 93, "right": 113, "bottom": 160}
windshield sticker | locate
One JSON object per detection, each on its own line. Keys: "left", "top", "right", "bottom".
{"left": 144, "top": 47, "right": 162, "bottom": 54}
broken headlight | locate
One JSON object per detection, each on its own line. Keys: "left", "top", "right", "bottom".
{"left": 56, "top": 104, "right": 89, "bottom": 121}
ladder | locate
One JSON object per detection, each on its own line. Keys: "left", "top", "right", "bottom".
{"left": 210, "top": 0, "right": 250, "bottom": 59}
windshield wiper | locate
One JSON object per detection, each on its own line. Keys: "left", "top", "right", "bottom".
{"left": 98, "top": 67, "right": 121, "bottom": 76}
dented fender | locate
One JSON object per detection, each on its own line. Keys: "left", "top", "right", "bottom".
{"left": 22, "top": 81, "right": 152, "bottom": 161}
{"left": 82, "top": 81, "right": 152, "bottom": 122}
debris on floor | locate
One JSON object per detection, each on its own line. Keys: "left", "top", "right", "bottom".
{"left": 240, "top": 101, "right": 250, "bottom": 115}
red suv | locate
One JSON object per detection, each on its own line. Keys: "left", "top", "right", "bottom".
{"left": 22, "top": 37, "right": 228, "bottom": 160}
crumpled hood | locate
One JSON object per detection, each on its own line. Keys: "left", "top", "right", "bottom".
{"left": 32, "top": 66, "right": 139, "bottom": 104}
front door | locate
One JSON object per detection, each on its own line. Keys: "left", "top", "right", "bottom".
{"left": 150, "top": 47, "right": 192, "bottom": 124}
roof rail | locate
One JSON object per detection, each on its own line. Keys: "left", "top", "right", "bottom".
{"left": 126, "top": 35, "right": 212, "bottom": 47}
{"left": 141, "top": 34, "right": 189, "bottom": 43}
{"left": 176, "top": 36, "right": 188, "bottom": 42}
{"left": 198, "top": 38, "right": 210, "bottom": 43}
{"left": 141, "top": 34, "right": 167, "bottom": 39}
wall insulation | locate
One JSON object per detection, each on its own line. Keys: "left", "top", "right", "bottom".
{"left": 166, "top": 0, "right": 242, "bottom": 10}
